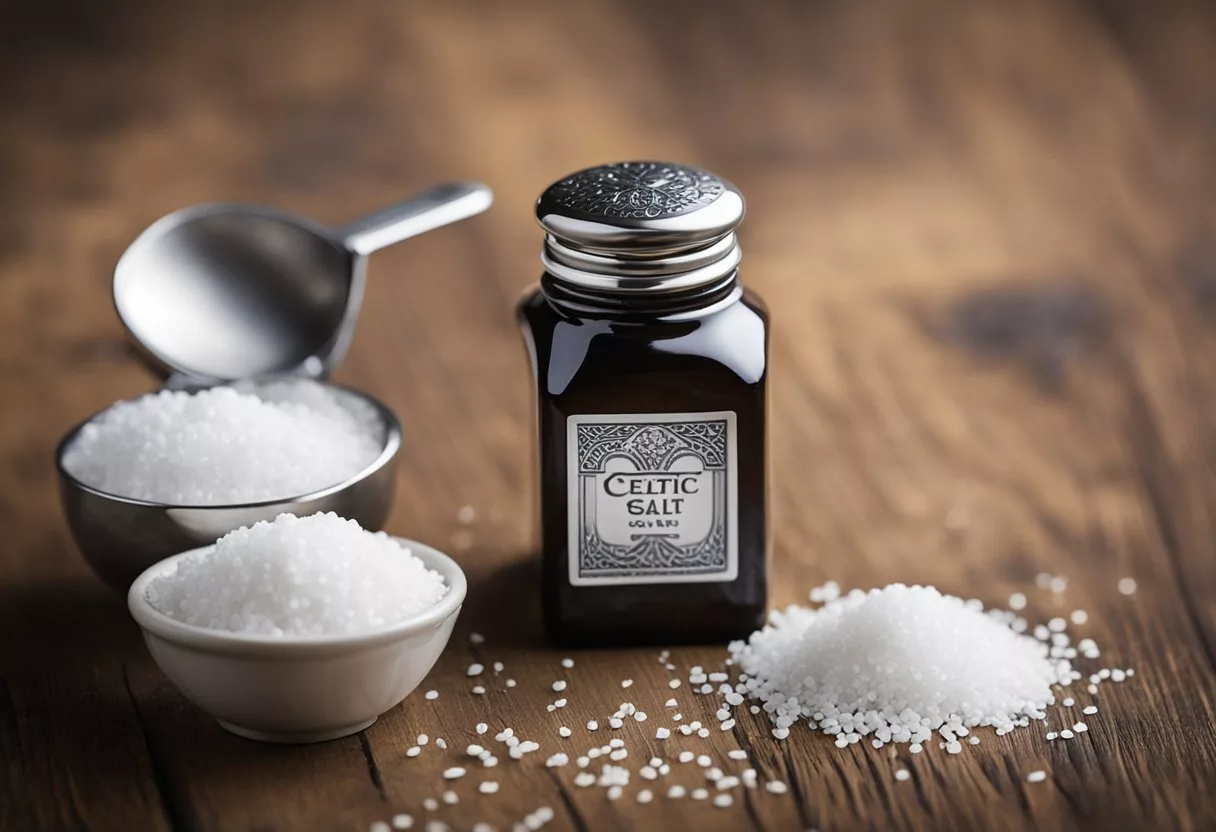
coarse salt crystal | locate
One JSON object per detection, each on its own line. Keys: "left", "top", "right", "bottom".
{"left": 765, "top": 781, "right": 789, "bottom": 794}
{"left": 894, "top": 769, "right": 910, "bottom": 782}
{"left": 1027, "top": 770, "right": 1047, "bottom": 783}
{"left": 425, "top": 690, "right": 439, "bottom": 701}
{"left": 478, "top": 781, "right": 498, "bottom": 794}
{"left": 730, "top": 583, "right": 1075, "bottom": 749}
{"left": 63, "top": 382, "right": 381, "bottom": 505}
{"left": 1118, "top": 578, "right": 1137, "bottom": 595}
{"left": 146, "top": 513, "right": 447, "bottom": 636}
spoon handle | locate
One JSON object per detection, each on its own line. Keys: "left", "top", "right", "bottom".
{"left": 337, "top": 182, "right": 493, "bottom": 257}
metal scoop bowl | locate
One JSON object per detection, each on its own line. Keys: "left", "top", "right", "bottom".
{"left": 113, "top": 181, "right": 493, "bottom": 383}
{"left": 57, "top": 381, "right": 402, "bottom": 594}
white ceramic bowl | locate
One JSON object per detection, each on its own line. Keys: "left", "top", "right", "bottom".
{"left": 128, "top": 537, "right": 466, "bottom": 743}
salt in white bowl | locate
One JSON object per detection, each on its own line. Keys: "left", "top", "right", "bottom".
{"left": 128, "top": 537, "right": 465, "bottom": 743}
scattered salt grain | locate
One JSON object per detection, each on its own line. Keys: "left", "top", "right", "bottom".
{"left": 621, "top": 679, "right": 633, "bottom": 688}
{"left": 1071, "top": 610, "right": 1088, "bottom": 625}
{"left": 1027, "top": 770, "right": 1047, "bottom": 783}
{"left": 392, "top": 815, "right": 413, "bottom": 830}
{"left": 145, "top": 513, "right": 447, "bottom": 636}
{"left": 665, "top": 698, "right": 678, "bottom": 707}
{"left": 609, "top": 718, "right": 623, "bottom": 729}
{"left": 894, "top": 769, "right": 910, "bottom": 782}
{"left": 407, "top": 746, "right": 421, "bottom": 757}
{"left": 765, "top": 781, "right": 789, "bottom": 794}
{"left": 424, "top": 690, "right": 439, "bottom": 701}
{"left": 679, "top": 751, "right": 695, "bottom": 763}
{"left": 442, "top": 791, "right": 458, "bottom": 805}
{"left": 478, "top": 781, "right": 499, "bottom": 794}
{"left": 713, "top": 794, "right": 733, "bottom": 808}
{"left": 62, "top": 382, "right": 381, "bottom": 504}
{"left": 467, "top": 663, "right": 484, "bottom": 676}
{"left": 1082, "top": 706, "right": 1097, "bottom": 715}
{"left": 422, "top": 799, "right": 438, "bottom": 811}
{"left": 574, "top": 772, "right": 596, "bottom": 787}
{"left": 668, "top": 785, "right": 687, "bottom": 798}
{"left": 506, "top": 679, "right": 516, "bottom": 688}
{"left": 728, "top": 749, "right": 748, "bottom": 760}
{"left": 1009, "top": 593, "right": 1027, "bottom": 610}
{"left": 546, "top": 753, "right": 569, "bottom": 768}
{"left": 637, "top": 789, "right": 654, "bottom": 804}
{"left": 559, "top": 726, "right": 572, "bottom": 738}
{"left": 1062, "top": 697, "right": 1075, "bottom": 707}
{"left": 443, "top": 767, "right": 465, "bottom": 780}
{"left": 435, "top": 738, "right": 447, "bottom": 750}
{"left": 655, "top": 728, "right": 671, "bottom": 740}
{"left": 1060, "top": 729, "right": 1075, "bottom": 739}
{"left": 1118, "top": 578, "right": 1137, "bottom": 595}
{"left": 561, "top": 658, "right": 574, "bottom": 668}
{"left": 371, "top": 822, "right": 391, "bottom": 832}
{"left": 691, "top": 788, "right": 709, "bottom": 801}
{"left": 587, "top": 720, "right": 598, "bottom": 731}
{"left": 669, "top": 679, "right": 681, "bottom": 689}
{"left": 471, "top": 686, "right": 485, "bottom": 695}
{"left": 552, "top": 681, "right": 567, "bottom": 692}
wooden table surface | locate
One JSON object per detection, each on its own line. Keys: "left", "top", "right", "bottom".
{"left": 5, "top": 1, "right": 1216, "bottom": 830}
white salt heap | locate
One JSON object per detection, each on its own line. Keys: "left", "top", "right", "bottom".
{"left": 146, "top": 513, "right": 447, "bottom": 636}
{"left": 62, "top": 380, "right": 382, "bottom": 504}
{"left": 730, "top": 584, "right": 1074, "bottom": 747}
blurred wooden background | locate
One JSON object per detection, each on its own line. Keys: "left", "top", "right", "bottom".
{"left": 3, "top": 0, "right": 1216, "bottom": 830}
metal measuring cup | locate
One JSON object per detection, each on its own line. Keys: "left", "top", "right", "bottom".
{"left": 113, "top": 181, "right": 493, "bottom": 382}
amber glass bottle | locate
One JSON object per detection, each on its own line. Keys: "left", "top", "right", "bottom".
{"left": 518, "top": 161, "right": 768, "bottom": 647}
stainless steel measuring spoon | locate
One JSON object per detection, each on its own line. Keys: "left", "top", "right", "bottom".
{"left": 113, "top": 182, "right": 493, "bottom": 383}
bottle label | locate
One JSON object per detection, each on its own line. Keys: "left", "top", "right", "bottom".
{"left": 566, "top": 411, "right": 738, "bottom": 586}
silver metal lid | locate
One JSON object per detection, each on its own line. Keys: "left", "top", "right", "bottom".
{"left": 537, "top": 161, "right": 744, "bottom": 300}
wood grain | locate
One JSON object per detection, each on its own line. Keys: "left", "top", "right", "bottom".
{"left": 3, "top": 0, "right": 1216, "bottom": 830}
